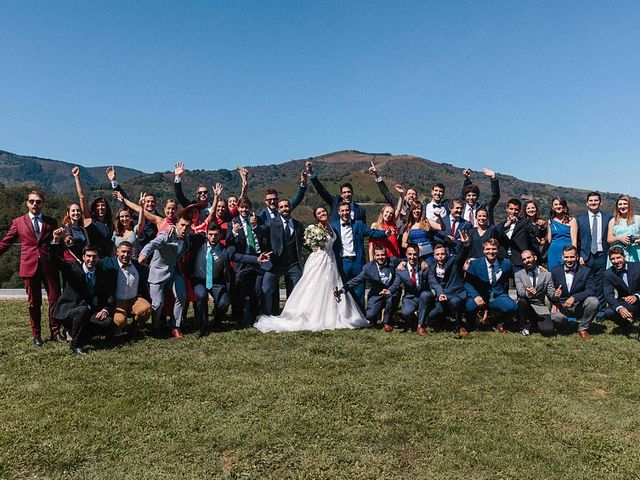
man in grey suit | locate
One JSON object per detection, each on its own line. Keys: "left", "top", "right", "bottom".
{"left": 514, "top": 250, "right": 556, "bottom": 336}
{"left": 138, "top": 214, "right": 192, "bottom": 339}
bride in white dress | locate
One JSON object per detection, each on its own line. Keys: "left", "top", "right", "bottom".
{"left": 254, "top": 206, "right": 369, "bottom": 332}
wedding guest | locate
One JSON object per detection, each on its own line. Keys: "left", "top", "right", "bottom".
{"left": 550, "top": 245, "right": 598, "bottom": 339}
{"left": 389, "top": 243, "right": 434, "bottom": 335}
{"left": 112, "top": 206, "right": 145, "bottom": 260}
{"left": 256, "top": 171, "right": 308, "bottom": 226}
{"left": 60, "top": 202, "right": 90, "bottom": 263}
{"left": 576, "top": 192, "right": 612, "bottom": 316}
{"left": 467, "top": 207, "right": 501, "bottom": 260}
{"left": 0, "top": 190, "right": 62, "bottom": 346}
{"left": 606, "top": 194, "right": 640, "bottom": 267}
{"left": 115, "top": 191, "right": 178, "bottom": 234}
{"left": 520, "top": 200, "right": 548, "bottom": 252}
{"left": 547, "top": 197, "right": 578, "bottom": 270}
{"left": 603, "top": 246, "right": 640, "bottom": 334}
{"left": 72, "top": 166, "right": 114, "bottom": 257}
{"left": 514, "top": 250, "right": 556, "bottom": 336}
{"left": 306, "top": 161, "right": 367, "bottom": 223}
{"left": 434, "top": 199, "right": 471, "bottom": 255}
{"left": 495, "top": 199, "right": 540, "bottom": 271}
{"left": 464, "top": 238, "right": 517, "bottom": 333}
{"left": 336, "top": 244, "right": 400, "bottom": 332}
{"left": 427, "top": 237, "right": 471, "bottom": 337}
{"left": 424, "top": 183, "right": 448, "bottom": 222}
{"left": 458, "top": 168, "right": 500, "bottom": 226}
{"left": 368, "top": 159, "right": 417, "bottom": 230}
{"left": 402, "top": 201, "right": 440, "bottom": 259}
{"left": 369, "top": 204, "right": 401, "bottom": 260}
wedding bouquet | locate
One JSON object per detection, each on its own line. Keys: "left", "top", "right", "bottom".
{"left": 304, "top": 224, "right": 328, "bottom": 250}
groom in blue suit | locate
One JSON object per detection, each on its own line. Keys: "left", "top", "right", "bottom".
{"left": 464, "top": 238, "right": 517, "bottom": 332}
{"left": 331, "top": 202, "right": 390, "bottom": 307}
{"left": 576, "top": 192, "right": 613, "bottom": 316}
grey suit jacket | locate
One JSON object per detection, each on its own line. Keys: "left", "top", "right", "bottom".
{"left": 140, "top": 232, "right": 188, "bottom": 284}
{"left": 514, "top": 268, "right": 554, "bottom": 315}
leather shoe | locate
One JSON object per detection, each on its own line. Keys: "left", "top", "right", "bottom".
{"left": 71, "top": 347, "right": 87, "bottom": 355}
{"left": 171, "top": 328, "right": 185, "bottom": 339}
{"left": 458, "top": 327, "right": 469, "bottom": 338}
{"left": 417, "top": 325, "right": 426, "bottom": 336}
{"left": 33, "top": 336, "right": 44, "bottom": 347}
{"left": 383, "top": 323, "right": 393, "bottom": 333}
{"left": 496, "top": 325, "right": 508, "bottom": 334}
{"left": 50, "top": 332, "right": 67, "bottom": 343}
{"left": 578, "top": 330, "right": 591, "bottom": 340}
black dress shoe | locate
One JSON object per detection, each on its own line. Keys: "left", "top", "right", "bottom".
{"left": 71, "top": 347, "right": 87, "bottom": 355}
{"left": 50, "top": 332, "right": 67, "bottom": 343}
{"left": 33, "top": 337, "right": 44, "bottom": 347}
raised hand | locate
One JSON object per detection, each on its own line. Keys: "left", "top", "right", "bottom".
{"left": 52, "top": 227, "right": 66, "bottom": 243}
{"left": 483, "top": 168, "right": 496, "bottom": 179}
{"left": 305, "top": 161, "right": 313, "bottom": 174}
{"left": 463, "top": 168, "right": 471, "bottom": 179}
{"left": 368, "top": 159, "right": 378, "bottom": 177}
{"left": 106, "top": 166, "right": 116, "bottom": 181}
{"left": 300, "top": 170, "right": 308, "bottom": 185}
{"left": 71, "top": 166, "right": 80, "bottom": 177}
{"left": 113, "top": 191, "right": 124, "bottom": 203}
{"left": 139, "top": 192, "right": 146, "bottom": 206}
{"left": 394, "top": 184, "right": 405, "bottom": 194}
{"left": 174, "top": 162, "right": 185, "bottom": 177}
{"left": 213, "top": 183, "right": 223, "bottom": 196}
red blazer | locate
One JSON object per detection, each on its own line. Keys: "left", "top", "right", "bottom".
{"left": 0, "top": 213, "right": 58, "bottom": 278}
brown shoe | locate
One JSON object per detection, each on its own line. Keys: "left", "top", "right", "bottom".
{"left": 417, "top": 325, "right": 426, "bottom": 336}
{"left": 458, "top": 327, "right": 469, "bottom": 338}
{"left": 383, "top": 324, "right": 393, "bottom": 333}
{"left": 496, "top": 325, "right": 508, "bottom": 334}
{"left": 171, "top": 328, "right": 185, "bottom": 339}
{"left": 578, "top": 330, "right": 591, "bottom": 340}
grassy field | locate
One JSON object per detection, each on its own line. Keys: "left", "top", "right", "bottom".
{"left": 2, "top": 300, "right": 640, "bottom": 479}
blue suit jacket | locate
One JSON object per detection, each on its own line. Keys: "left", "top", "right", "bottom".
{"left": 434, "top": 214, "right": 472, "bottom": 250}
{"left": 464, "top": 257, "right": 512, "bottom": 301}
{"left": 426, "top": 245, "right": 469, "bottom": 298}
{"left": 603, "top": 263, "right": 640, "bottom": 310}
{"left": 311, "top": 176, "right": 367, "bottom": 223}
{"left": 551, "top": 264, "right": 595, "bottom": 303}
{"left": 390, "top": 264, "right": 431, "bottom": 297}
{"left": 257, "top": 184, "right": 307, "bottom": 226}
{"left": 343, "top": 259, "right": 399, "bottom": 298}
{"left": 264, "top": 217, "right": 304, "bottom": 270}
{"left": 576, "top": 211, "right": 613, "bottom": 262}
{"left": 330, "top": 219, "right": 387, "bottom": 269}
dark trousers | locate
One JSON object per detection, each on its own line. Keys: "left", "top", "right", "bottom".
{"left": 466, "top": 294, "right": 517, "bottom": 325}
{"left": 341, "top": 258, "right": 364, "bottom": 308}
{"left": 429, "top": 294, "right": 465, "bottom": 328}
{"left": 194, "top": 281, "right": 230, "bottom": 328}
{"left": 586, "top": 252, "right": 607, "bottom": 313}
{"left": 262, "top": 262, "right": 303, "bottom": 315}
{"left": 55, "top": 306, "right": 90, "bottom": 349}
{"left": 517, "top": 298, "right": 554, "bottom": 336}
{"left": 365, "top": 292, "right": 400, "bottom": 324}
{"left": 402, "top": 291, "right": 435, "bottom": 327}
{"left": 604, "top": 302, "right": 640, "bottom": 329}
{"left": 24, "top": 265, "right": 61, "bottom": 338}
{"left": 232, "top": 271, "right": 259, "bottom": 324}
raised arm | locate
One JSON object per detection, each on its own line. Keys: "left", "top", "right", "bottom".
{"left": 173, "top": 161, "right": 192, "bottom": 208}
{"left": 114, "top": 190, "right": 165, "bottom": 228}
{"left": 306, "top": 161, "right": 334, "bottom": 206}
{"left": 290, "top": 171, "right": 308, "bottom": 211}
{"left": 484, "top": 168, "right": 500, "bottom": 223}
{"left": 570, "top": 217, "right": 578, "bottom": 248}
{"left": 238, "top": 167, "right": 249, "bottom": 199}
{"left": 71, "top": 167, "right": 91, "bottom": 226}
{"left": 368, "top": 159, "right": 397, "bottom": 207}
{"left": 458, "top": 168, "right": 472, "bottom": 200}
{"left": 195, "top": 183, "right": 222, "bottom": 229}
{"left": 134, "top": 193, "right": 146, "bottom": 236}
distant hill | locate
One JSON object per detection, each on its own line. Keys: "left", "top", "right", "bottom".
{"left": 0, "top": 150, "right": 145, "bottom": 194}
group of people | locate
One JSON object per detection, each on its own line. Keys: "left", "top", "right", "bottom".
{"left": 1, "top": 159, "right": 639, "bottom": 353}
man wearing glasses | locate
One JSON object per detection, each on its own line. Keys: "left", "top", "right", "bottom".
{"left": 258, "top": 170, "right": 308, "bottom": 227}
{"left": 0, "top": 191, "right": 63, "bottom": 346}
{"left": 173, "top": 162, "right": 212, "bottom": 220}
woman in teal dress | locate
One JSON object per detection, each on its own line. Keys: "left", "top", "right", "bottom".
{"left": 606, "top": 194, "right": 640, "bottom": 267}
{"left": 546, "top": 197, "right": 577, "bottom": 270}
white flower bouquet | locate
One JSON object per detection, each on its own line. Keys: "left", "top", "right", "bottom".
{"left": 304, "top": 224, "right": 328, "bottom": 250}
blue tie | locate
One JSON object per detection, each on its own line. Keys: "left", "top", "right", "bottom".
{"left": 86, "top": 271, "right": 95, "bottom": 295}
{"left": 206, "top": 247, "right": 214, "bottom": 290}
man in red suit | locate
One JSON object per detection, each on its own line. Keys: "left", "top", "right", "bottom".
{"left": 0, "top": 191, "right": 63, "bottom": 346}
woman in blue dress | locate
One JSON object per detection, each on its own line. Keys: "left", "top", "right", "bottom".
{"left": 606, "top": 194, "right": 640, "bottom": 267}
{"left": 546, "top": 197, "right": 577, "bottom": 270}
{"left": 401, "top": 201, "right": 443, "bottom": 259}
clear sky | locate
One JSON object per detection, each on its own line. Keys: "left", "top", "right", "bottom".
{"left": 1, "top": 1, "right": 639, "bottom": 195}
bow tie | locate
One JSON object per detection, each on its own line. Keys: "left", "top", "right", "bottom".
{"left": 432, "top": 204, "right": 442, "bottom": 209}
{"left": 617, "top": 268, "right": 627, "bottom": 275}
{"left": 341, "top": 222, "right": 350, "bottom": 227}
{"left": 565, "top": 267, "right": 576, "bottom": 274}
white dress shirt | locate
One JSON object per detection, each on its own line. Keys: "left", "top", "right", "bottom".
{"left": 116, "top": 260, "right": 140, "bottom": 301}
{"left": 340, "top": 222, "right": 355, "bottom": 257}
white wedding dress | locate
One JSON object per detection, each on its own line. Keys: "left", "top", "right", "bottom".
{"left": 254, "top": 228, "right": 369, "bottom": 332}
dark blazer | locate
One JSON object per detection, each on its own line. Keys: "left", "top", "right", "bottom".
{"left": 257, "top": 184, "right": 307, "bottom": 226}
{"left": 603, "top": 263, "right": 640, "bottom": 310}
{"left": 426, "top": 245, "right": 470, "bottom": 298}
{"left": 225, "top": 216, "right": 267, "bottom": 277}
{"left": 264, "top": 217, "right": 304, "bottom": 270}
{"left": 310, "top": 175, "right": 367, "bottom": 223}
{"left": 330, "top": 219, "right": 387, "bottom": 268}
{"left": 458, "top": 177, "right": 501, "bottom": 224}
{"left": 343, "top": 259, "right": 398, "bottom": 297}
{"left": 496, "top": 218, "right": 540, "bottom": 268}
{"left": 434, "top": 214, "right": 472, "bottom": 249}
{"left": 0, "top": 213, "right": 58, "bottom": 278}
{"left": 465, "top": 257, "right": 513, "bottom": 301}
{"left": 101, "top": 256, "right": 151, "bottom": 302}
{"left": 576, "top": 211, "right": 613, "bottom": 262}
{"left": 50, "top": 243, "right": 116, "bottom": 320}
{"left": 390, "top": 264, "right": 431, "bottom": 297}
{"left": 551, "top": 264, "right": 595, "bottom": 304}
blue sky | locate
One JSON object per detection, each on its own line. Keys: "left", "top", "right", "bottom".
{"left": 1, "top": 1, "right": 639, "bottom": 195}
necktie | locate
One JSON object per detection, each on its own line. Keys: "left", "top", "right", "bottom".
{"left": 451, "top": 219, "right": 457, "bottom": 238}
{"left": 206, "top": 247, "right": 214, "bottom": 290}
{"left": 531, "top": 270, "right": 537, "bottom": 288}
{"left": 617, "top": 269, "right": 628, "bottom": 287}
{"left": 469, "top": 208, "right": 475, "bottom": 226}
{"left": 33, "top": 217, "right": 41, "bottom": 237}
{"left": 284, "top": 220, "right": 292, "bottom": 238}
{"left": 489, "top": 264, "right": 496, "bottom": 286}
{"left": 590, "top": 214, "right": 599, "bottom": 255}
{"left": 245, "top": 222, "right": 256, "bottom": 254}
{"left": 86, "top": 271, "right": 95, "bottom": 295}
{"left": 410, "top": 266, "right": 417, "bottom": 287}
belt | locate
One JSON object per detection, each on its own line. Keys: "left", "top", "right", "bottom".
{"left": 342, "top": 255, "right": 357, "bottom": 260}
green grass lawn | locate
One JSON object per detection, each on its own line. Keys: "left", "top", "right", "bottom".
{"left": 2, "top": 300, "right": 640, "bottom": 479}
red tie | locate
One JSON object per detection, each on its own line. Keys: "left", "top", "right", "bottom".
{"left": 451, "top": 219, "right": 457, "bottom": 238}
{"left": 469, "top": 208, "right": 475, "bottom": 225}
{"left": 411, "top": 267, "right": 416, "bottom": 287}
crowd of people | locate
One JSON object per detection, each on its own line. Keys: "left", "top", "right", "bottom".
{"left": 1, "top": 160, "right": 639, "bottom": 353}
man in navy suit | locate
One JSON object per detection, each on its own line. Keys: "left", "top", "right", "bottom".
{"left": 458, "top": 168, "right": 500, "bottom": 226}
{"left": 427, "top": 239, "right": 471, "bottom": 337}
{"left": 257, "top": 171, "right": 308, "bottom": 226}
{"left": 306, "top": 160, "right": 367, "bottom": 223}
{"left": 496, "top": 198, "right": 540, "bottom": 271}
{"left": 262, "top": 199, "right": 305, "bottom": 315}
{"left": 435, "top": 199, "right": 472, "bottom": 255}
{"left": 602, "top": 246, "right": 640, "bottom": 333}
{"left": 551, "top": 245, "right": 598, "bottom": 340}
{"left": 330, "top": 202, "right": 390, "bottom": 307}
{"left": 464, "top": 238, "right": 517, "bottom": 332}
{"left": 335, "top": 244, "right": 400, "bottom": 332}
{"left": 389, "top": 243, "right": 434, "bottom": 336}
{"left": 576, "top": 192, "right": 613, "bottom": 316}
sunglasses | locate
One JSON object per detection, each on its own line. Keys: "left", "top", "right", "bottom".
{"left": 266, "top": 198, "right": 278, "bottom": 203}
{"left": 28, "top": 199, "right": 43, "bottom": 205}
{"left": 197, "top": 191, "right": 209, "bottom": 195}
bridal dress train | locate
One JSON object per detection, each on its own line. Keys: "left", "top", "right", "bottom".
{"left": 254, "top": 229, "right": 369, "bottom": 332}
